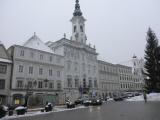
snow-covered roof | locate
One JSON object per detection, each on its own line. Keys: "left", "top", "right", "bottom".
{"left": 23, "top": 33, "right": 54, "bottom": 53}
{"left": 0, "top": 58, "right": 12, "bottom": 63}
{"left": 97, "top": 55, "right": 107, "bottom": 62}
{"left": 119, "top": 60, "right": 133, "bottom": 67}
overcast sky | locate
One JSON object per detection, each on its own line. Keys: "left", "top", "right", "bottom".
{"left": 0, "top": 0, "right": 160, "bottom": 63}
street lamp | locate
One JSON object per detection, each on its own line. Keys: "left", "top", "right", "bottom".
{"left": 44, "top": 79, "right": 49, "bottom": 104}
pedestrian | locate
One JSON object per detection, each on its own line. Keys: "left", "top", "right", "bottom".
{"left": 143, "top": 91, "right": 147, "bottom": 103}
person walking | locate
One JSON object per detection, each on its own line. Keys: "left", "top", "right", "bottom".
{"left": 143, "top": 91, "right": 147, "bottom": 103}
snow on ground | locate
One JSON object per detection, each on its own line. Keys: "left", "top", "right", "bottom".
{"left": 1, "top": 105, "right": 87, "bottom": 120}
{"left": 126, "top": 93, "right": 160, "bottom": 101}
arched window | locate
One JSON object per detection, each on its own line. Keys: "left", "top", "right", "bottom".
{"left": 80, "top": 25, "right": 83, "bottom": 32}
{"left": 74, "top": 26, "right": 77, "bottom": 32}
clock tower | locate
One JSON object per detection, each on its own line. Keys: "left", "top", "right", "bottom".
{"left": 71, "top": 0, "right": 87, "bottom": 44}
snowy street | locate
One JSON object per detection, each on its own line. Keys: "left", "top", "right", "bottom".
{"left": 1, "top": 101, "right": 160, "bottom": 120}
{"left": 1, "top": 93, "right": 160, "bottom": 120}
{"left": 1, "top": 105, "right": 87, "bottom": 120}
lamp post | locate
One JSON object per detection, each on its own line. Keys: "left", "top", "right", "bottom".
{"left": 24, "top": 80, "right": 37, "bottom": 107}
{"left": 44, "top": 79, "right": 49, "bottom": 104}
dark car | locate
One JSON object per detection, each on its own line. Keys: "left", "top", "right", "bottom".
{"left": 134, "top": 92, "right": 141, "bottom": 96}
{"left": 113, "top": 95, "right": 124, "bottom": 101}
{"left": 74, "top": 98, "right": 83, "bottom": 105}
{"left": 91, "top": 98, "right": 102, "bottom": 106}
{"left": 83, "top": 99, "right": 92, "bottom": 106}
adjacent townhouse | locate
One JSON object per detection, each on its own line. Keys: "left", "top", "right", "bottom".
{"left": 0, "top": 43, "right": 12, "bottom": 105}
{"left": 7, "top": 34, "right": 64, "bottom": 105}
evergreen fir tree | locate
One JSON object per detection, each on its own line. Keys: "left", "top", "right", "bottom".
{"left": 144, "top": 28, "right": 158, "bottom": 92}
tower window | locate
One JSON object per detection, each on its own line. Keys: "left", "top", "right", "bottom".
{"left": 80, "top": 26, "right": 83, "bottom": 32}
{"left": 74, "top": 26, "right": 77, "bottom": 32}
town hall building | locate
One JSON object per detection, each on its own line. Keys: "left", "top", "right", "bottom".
{"left": 46, "top": 0, "right": 99, "bottom": 101}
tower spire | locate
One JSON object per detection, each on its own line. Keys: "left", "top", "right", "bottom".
{"left": 73, "top": 0, "right": 82, "bottom": 16}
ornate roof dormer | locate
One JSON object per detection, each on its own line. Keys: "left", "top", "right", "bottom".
{"left": 73, "top": 0, "right": 82, "bottom": 16}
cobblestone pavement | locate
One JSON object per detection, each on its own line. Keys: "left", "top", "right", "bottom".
{"left": 4, "top": 101, "right": 160, "bottom": 120}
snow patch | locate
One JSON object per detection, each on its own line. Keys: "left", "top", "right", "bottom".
{"left": 15, "top": 106, "right": 26, "bottom": 110}
{"left": 0, "top": 58, "right": 12, "bottom": 63}
{"left": 126, "top": 93, "right": 160, "bottom": 101}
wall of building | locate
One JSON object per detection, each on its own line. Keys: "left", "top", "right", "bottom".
{"left": 9, "top": 45, "right": 64, "bottom": 105}
{"left": 0, "top": 44, "right": 12, "bottom": 105}
{"left": 48, "top": 39, "right": 99, "bottom": 101}
{"left": 98, "top": 60, "right": 120, "bottom": 98}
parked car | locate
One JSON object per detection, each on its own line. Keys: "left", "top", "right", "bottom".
{"left": 83, "top": 98, "right": 92, "bottom": 106}
{"left": 74, "top": 98, "right": 83, "bottom": 105}
{"left": 134, "top": 92, "right": 141, "bottom": 96}
{"left": 91, "top": 98, "right": 102, "bottom": 106}
{"left": 113, "top": 95, "right": 124, "bottom": 101}
{"left": 126, "top": 92, "right": 134, "bottom": 98}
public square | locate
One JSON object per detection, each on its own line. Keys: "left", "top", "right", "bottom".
{"left": 3, "top": 101, "right": 160, "bottom": 120}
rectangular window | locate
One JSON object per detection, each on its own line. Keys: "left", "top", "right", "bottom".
{"left": 49, "top": 56, "right": 52, "bottom": 62}
{"left": 56, "top": 57, "right": 61, "bottom": 63}
{"left": 93, "top": 66, "right": 96, "bottom": 73}
{"left": 39, "top": 68, "right": 43, "bottom": 75}
{"left": 30, "top": 52, "right": 34, "bottom": 58}
{"left": 17, "top": 81, "right": 23, "bottom": 88}
{"left": 0, "top": 79, "right": 5, "bottom": 89}
{"left": 82, "top": 63, "right": 85, "bottom": 71}
{"left": 19, "top": 65, "right": 23, "bottom": 73}
{"left": 88, "top": 64, "right": 90, "bottom": 73}
{"left": 57, "top": 82, "right": 61, "bottom": 90}
{"left": 67, "top": 78, "right": 72, "bottom": 87}
{"left": 49, "top": 69, "right": 52, "bottom": 76}
{"left": 29, "top": 66, "right": 33, "bottom": 74}
{"left": 20, "top": 50, "right": 24, "bottom": 56}
{"left": 28, "top": 81, "right": 32, "bottom": 88}
{"left": 57, "top": 71, "right": 61, "bottom": 77}
{"left": 49, "top": 82, "right": 54, "bottom": 89}
{"left": 75, "top": 79, "right": 79, "bottom": 88}
{"left": 40, "top": 54, "right": 43, "bottom": 60}
{"left": 94, "top": 80, "right": 98, "bottom": 88}
{"left": 38, "top": 81, "right": 43, "bottom": 88}
{"left": 89, "top": 80, "right": 92, "bottom": 88}
{"left": 67, "top": 61, "right": 71, "bottom": 70}
{"left": 0, "top": 64, "right": 7, "bottom": 74}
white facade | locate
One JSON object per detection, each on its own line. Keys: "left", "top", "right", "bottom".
{"left": 7, "top": 35, "right": 64, "bottom": 105}
{"left": 0, "top": 44, "right": 12, "bottom": 105}
{"left": 47, "top": 39, "right": 98, "bottom": 101}
{"left": 98, "top": 60, "right": 120, "bottom": 98}
{"left": 46, "top": 0, "right": 99, "bottom": 101}
{"left": 117, "top": 64, "right": 134, "bottom": 92}
{"left": 118, "top": 55, "right": 144, "bottom": 91}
